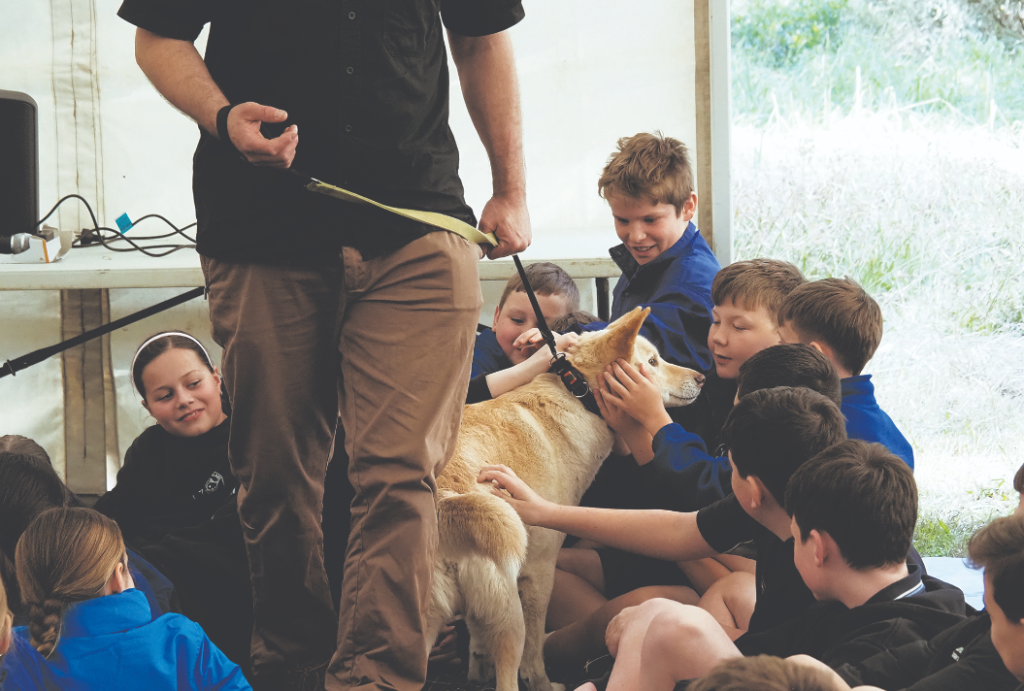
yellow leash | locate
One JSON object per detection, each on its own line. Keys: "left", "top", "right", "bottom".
{"left": 302, "top": 176, "right": 499, "bottom": 248}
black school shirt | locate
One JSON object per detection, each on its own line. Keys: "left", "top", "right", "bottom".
{"left": 116, "top": 0, "right": 525, "bottom": 265}
{"left": 735, "top": 567, "right": 967, "bottom": 668}
{"left": 696, "top": 494, "right": 816, "bottom": 634}
{"left": 833, "top": 613, "right": 1021, "bottom": 691}
{"left": 94, "top": 418, "right": 237, "bottom": 543}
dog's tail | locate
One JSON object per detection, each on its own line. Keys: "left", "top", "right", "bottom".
{"left": 437, "top": 490, "right": 529, "bottom": 572}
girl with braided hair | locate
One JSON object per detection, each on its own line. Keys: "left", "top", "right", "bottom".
{"left": 2, "top": 507, "right": 250, "bottom": 689}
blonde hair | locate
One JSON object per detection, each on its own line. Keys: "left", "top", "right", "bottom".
{"left": 598, "top": 132, "right": 695, "bottom": 213}
{"left": 15, "top": 508, "right": 126, "bottom": 658}
{"left": 689, "top": 655, "right": 835, "bottom": 691}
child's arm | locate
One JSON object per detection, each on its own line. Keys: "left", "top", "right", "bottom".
{"left": 593, "top": 385, "right": 655, "bottom": 463}
{"left": 477, "top": 464, "right": 718, "bottom": 563}
{"left": 484, "top": 332, "right": 579, "bottom": 398}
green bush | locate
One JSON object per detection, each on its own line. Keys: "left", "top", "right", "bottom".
{"left": 733, "top": 0, "right": 849, "bottom": 68}
{"left": 731, "top": 0, "right": 1024, "bottom": 126}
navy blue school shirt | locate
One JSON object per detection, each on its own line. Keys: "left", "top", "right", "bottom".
{"left": 638, "top": 423, "right": 731, "bottom": 513}
{"left": 843, "top": 375, "right": 915, "bottom": 469}
{"left": 833, "top": 613, "right": 1020, "bottom": 691}
{"left": 696, "top": 494, "right": 817, "bottom": 634}
{"left": 580, "top": 223, "right": 719, "bottom": 372}
{"left": 471, "top": 329, "right": 511, "bottom": 379}
{"left": 735, "top": 566, "right": 967, "bottom": 668}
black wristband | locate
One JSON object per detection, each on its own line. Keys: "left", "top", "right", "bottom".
{"left": 216, "top": 104, "right": 241, "bottom": 156}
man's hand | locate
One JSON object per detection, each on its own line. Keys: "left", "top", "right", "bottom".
{"left": 225, "top": 102, "right": 298, "bottom": 168}
{"left": 477, "top": 464, "right": 553, "bottom": 527}
{"left": 479, "top": 193, "right": 531, "bottom": 259}
{"left": 600, "top": 360, "right": 673, "bottom": 437}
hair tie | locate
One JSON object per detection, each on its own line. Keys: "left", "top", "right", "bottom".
{"left": 130, "top": 332, "right": 214, "bottom": 399}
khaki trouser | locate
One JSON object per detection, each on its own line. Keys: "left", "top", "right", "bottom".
{"left": 202, "top": 231, "right": 482, "bottom": 690}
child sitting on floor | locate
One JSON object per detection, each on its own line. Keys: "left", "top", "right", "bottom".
{"left": 788, "top": 459, "right": 1024, "bottom": 691}
{"left": 2, "top": 507, "right": 250, "bottom": 690}
{"left": 471, "top": 261, "right": 580, "bottom": 378}
{"left": 467, "top": 263, "right": 581, "bottom": 404}
{"left": 547, "top": 344, "right": 844, "bottom": 662}
{"left": 479, "top": 386, "right": 847, "bottom": 675}
{"left": 594, "top": 440, "right": 965, "bottom": 691}
{"left": 94, "top": 332, "right": 236, "bottom": 544}
{"left": 576, "top": 132, "right": 720, "bottom": 373}
{"left": 778, "top": 277, "right": 914, "bottom": 468}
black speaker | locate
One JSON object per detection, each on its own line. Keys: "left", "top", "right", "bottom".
{"left": 0, "top": 90, "right": 39, "bottom": 237}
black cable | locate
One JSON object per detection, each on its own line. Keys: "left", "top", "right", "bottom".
{"left": 36, "top": 194, "right": 198, "bottom": 257}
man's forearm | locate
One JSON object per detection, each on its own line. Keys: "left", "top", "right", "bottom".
{"left": 135, "top": 28, "right": 228, "bottom": 135}
{"left": 448, "top": 30, "right": 525, "bottom": 199}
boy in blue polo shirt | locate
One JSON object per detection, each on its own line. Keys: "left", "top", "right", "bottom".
{"left": 778, "top": 277, "right": 914, "bottom": 469}
{"left": 575, "top": 132, "right": 720, "bottom": 373}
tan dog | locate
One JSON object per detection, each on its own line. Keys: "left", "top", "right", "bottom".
{"left": 427, "top": 307, "right": 704, "bottom": 691}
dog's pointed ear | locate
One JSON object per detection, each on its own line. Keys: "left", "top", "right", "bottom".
{"left": 604, "top": 307, "right": 650, "bottom": 359}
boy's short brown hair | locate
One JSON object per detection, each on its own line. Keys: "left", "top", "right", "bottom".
{"left": 597, "top": 132, "right": 695, "bottom": 214}
{"left": 711, "top": 259, "right": 806, "bottom": 317}
{"left": 497, "top": 262, "right": 580, "bottom": 313}
{"left": 786, "top": 440, "right": 917, "bottom": 569}
{"left": 736, "top": 344, "right": 842, "bottom": 408}
{"left": 1014, "top": 461, "right": 1024, "bottom": 495}
{"left": 548, "top": 311, "right": 598, "bottom": 333}
{"left": 779, "top": 277, "right": 883, "bottom": 376}
{"left": 721, "top": 387, "right": 847, "bottom": 506}
{"left": 969, "top": 514, "right": 1024, "bottom": 621}
{"left": 689, "top": 655, "right": 835, "bottom": 691}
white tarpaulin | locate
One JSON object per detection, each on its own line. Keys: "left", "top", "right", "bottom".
{"left": 0, "top": 0, "right": 699, "bottom": 481}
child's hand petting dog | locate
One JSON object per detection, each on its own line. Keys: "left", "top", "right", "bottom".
{"left": 594, "top": 387, "right": 653, "bottom": 461}
{"left": 478, "top": 464, "right": 554, "bottom": 527}
{"left": 599, "top": 359, "right": 673, "bottom": 438}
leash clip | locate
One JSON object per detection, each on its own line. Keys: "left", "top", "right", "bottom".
{"left": 550, "top": 353, "right": 591, "bottom": 399}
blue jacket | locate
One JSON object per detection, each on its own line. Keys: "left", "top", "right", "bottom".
{"left": 637, "top": 422, "right": 731, "bottom": 513}
{"left": 471, "top": 329, "right": 511, "bottom": 379}
{"left": 0, "top": 589, "right": 250, "bottom": 691}
{"left": 842, "top": 375, "right": 915, "bottom": 470}
{"left": 582, "top": 222, "right": 720, "bottom": 372}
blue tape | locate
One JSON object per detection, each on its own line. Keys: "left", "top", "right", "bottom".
{"left": 116, "top": 213, "right": 133, "bottom": 234}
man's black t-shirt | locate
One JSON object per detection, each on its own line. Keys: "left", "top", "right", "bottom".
{"left": 696, "top": 494, "right": 816, "bottom": 634}
{"left": 117, "top": 0, "right": 525, "bottom": 264}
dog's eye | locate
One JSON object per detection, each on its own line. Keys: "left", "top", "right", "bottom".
{"left": 648, "top": 357, "right": 658, "bottom": 366}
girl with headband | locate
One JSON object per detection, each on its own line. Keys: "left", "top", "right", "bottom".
{"left": 94, "top": 332, "right": 236, "bottom": 545}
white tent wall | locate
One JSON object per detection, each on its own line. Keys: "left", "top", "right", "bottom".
{"left": 1, "top": 1, "right": 728, "bottom": 491}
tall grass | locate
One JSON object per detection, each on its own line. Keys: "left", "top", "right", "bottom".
{"left": 732, "top": 0, "right": 1024, "bottom": 127}
{"left": 730, "top": 0, "right": 1024, "bottom": 555}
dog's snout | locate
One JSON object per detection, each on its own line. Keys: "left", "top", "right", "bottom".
{"left": 694, "top": 372, "right": 706, "bottom": 387}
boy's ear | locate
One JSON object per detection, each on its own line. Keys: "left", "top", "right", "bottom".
{"left": 492, "top": 304, "right": 502, "bottom": 329}
{"left": 808, "top": 529, "right": 829, "bottom": 567}
{"left": 680, "top": 192, "right": 698, "bottom": 222}
{"left": 748, "top": 475, "right": 771, "bottom": 509}
{"left": 737, "top": 474, "right": 765, "bottom": 511}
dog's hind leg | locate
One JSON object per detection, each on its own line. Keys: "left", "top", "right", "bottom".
{"left": 461, "top": 555, "right": 525, "bottom": 691}
{"left": 517, "top": 532, "right": 564, "bottom": 691}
